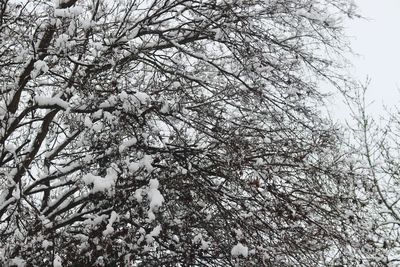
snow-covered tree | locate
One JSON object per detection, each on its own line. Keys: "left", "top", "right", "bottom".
{"left": 349, "top": 85, "right": 400, "bottom": 266}
{"left": 0, "top": 0, "right": 384, "bottom": 266}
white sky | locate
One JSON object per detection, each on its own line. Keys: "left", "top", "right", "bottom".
{"left": 344, "top": 0, "right": 400, "bottom": 116}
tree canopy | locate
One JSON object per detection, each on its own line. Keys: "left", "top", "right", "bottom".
{"left": 0, "top": 0, "right": 386, "bottom": 266}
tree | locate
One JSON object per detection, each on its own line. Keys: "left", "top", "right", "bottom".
{"left": 0, "top": 0, "right": 382, "bottom": 266}
{"left": 349, "top": 84, "right": 400, "bottom": 266}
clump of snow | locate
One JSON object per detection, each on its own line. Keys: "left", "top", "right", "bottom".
{"left": 99, "top": 95, "right": 118, "bottom": 108}
{"left": 128, "top": 154, "right": 154, "bottom": 174}
{"left": 134, "top": 188, "right": 143, "bottom": 202}
{"left": 82, "top": 168, "right": 118, "bottom": 195}
{"left": 54, "top": 33, "right": 69, "bottom": 50}
{"left": 93, "top": 109, "right": 103, "bottom": 119}
{"left": 34, "top": 96, "right": 69, "bottom": 109}
{"left": 243, "top": 212, "right": 253, "bottom": 218}
{"left": 53, "top": 255, "right": 62, "bottom": 267}
{"left": 5, "top": 143, "right": 16, "bottom": 153}
{"left": 119, "top": 138, "right": 137, "bottom": 153}
{"left": 53, "top": 0, "right": 65, "bottom": 7}
{"left": 172, "top": 235, "right": 179, "bottom": 243}
{"left": 91, "top": 121, "right": 103, "bottom": 132}
{"left": 200, "top": 240, "right": 210, "bottom": 250}
{"left": 82, "top": 20, "right": 92, "bottom": 30}
{"left": 119, "top": 91, "right": 128, "bottom": 100}
{"left": 93, "top": 256, "right": 105, "bottom": 267}
{"left": 66, "top": 20, "right": 75, "bottom": 36}
{"left": 39, "top": 215, "right": 53, "bottom": 229}
{"left": 103, "top": 211, "right": 118, "bottom": 236}
{"left": 83, "top": 214, "right": 108, "bottom": 227}
{"left": 142, "top": 155, "right": 154, "bottom": 172}
{"left": 181, "top": 167, "right": 188, "bottom": 175}
{"left": 103, "top": 111, "right": 116, "bottom": 125}
{"left": 145, "top": 225, "right": 162, "bottom": 244}
{"left": 231, "top": 243, "right": 248, "bottom": 258}
{"left": 192, "top": 233, "right": 210, "bottom": 250}
{"left": 171, "top": 81, "right": 180, "bottom": 88}
{"left": 147, "top": 179, "right": 164, "bottom": 221}
{"left": 128, "top": 26, "right": 140, "bottom": 39}
{"left": 128, "top": 162, "right": 141, "bottom": 173}
{"left": 0, "top": 247, "right": 5, "bottom": 262}
{"left": 11, "top": 186, "right": 20, "bottom": 200}
{"left": 193, "top": 233, "right": 203, "bottom": 244}
{"left": 9, "top": 257, "right": 26, "bottom": 267}
{"left": 148, "top": 179, "right": 164, "bottom": 210}
{"left": 31, "top": 60, "right": 49, "bottom": 78}
{"left": 213, "top": 28, "right": 223, "bottom": 40}
{"left": 254, "top": 158, "right": 264, "bottom": 166}
{"left": 234, "top": 229, "right": 243, "bottom": 239}
{"left": 42, "top": 240, "right": 53, "bottom": 249}
{"left": 134, "top": 92, "right": 150, "bottom": 105}
{"left": 84, "top": 116, "right": 93, "bottom": 128}
{"left": 160, "top": 103, "right": 169, "bottom": 113}
{"left": 54, "top": 6, "right": 84, "bottom": 18}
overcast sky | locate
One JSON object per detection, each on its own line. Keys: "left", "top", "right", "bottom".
{"left": 344, "top": 0, "right": 400, "bottom": 117}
